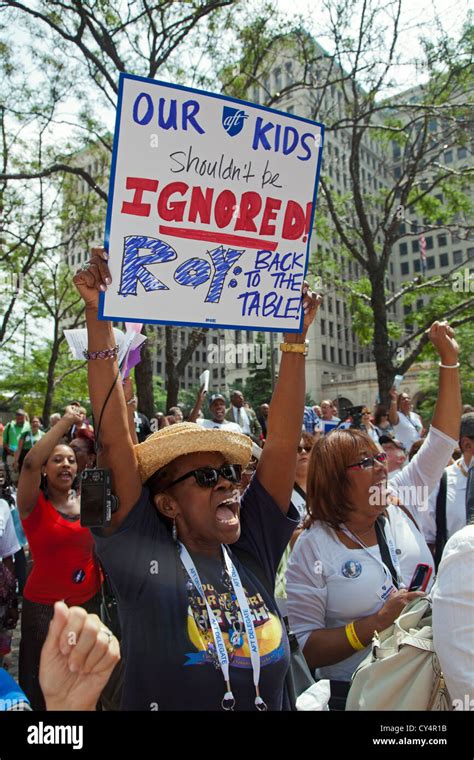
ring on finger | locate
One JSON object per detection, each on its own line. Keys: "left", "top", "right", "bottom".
{"left": 100, "top": 628, "right": 113, "bottom": 643}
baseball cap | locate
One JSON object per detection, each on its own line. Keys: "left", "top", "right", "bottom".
{"left": 15, "top": 409, "right": 27, "bottom": 416}
{"left": 379, "top": 434, "right": 406, "bottom": 451}
{"left": 460, "top": 412, "right": 474, "bottom": 439}
{"left": 209, "top": 394, "right": 226, "bottom": 405}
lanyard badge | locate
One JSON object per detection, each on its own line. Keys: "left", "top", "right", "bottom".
{"left": 179, "top": 543, "right": 267, "bottom": 711}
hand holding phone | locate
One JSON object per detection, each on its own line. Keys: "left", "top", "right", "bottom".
{"left": 408, "top": 563, "right": 432, "bottom": 592}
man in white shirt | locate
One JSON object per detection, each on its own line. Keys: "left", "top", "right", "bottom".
{"left": 315, "top": 399, "right": 340, "bottom": 434}
{"left": 432, "top": 524, "right": 474, "bottom": 709}
{"left": 418, "top": 413, "right": 474, "bottom": 551}
{"left": 379, "top": 435, "right": 407, "bottom": 479}
{"left": 198, "top": 394, "right": 242, "bottom": 433}
{"left": 388, "top": 389, "right": 423, "bottom": 451}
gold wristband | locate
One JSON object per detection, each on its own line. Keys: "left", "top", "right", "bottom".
{"left": 279, "top": 340, "right": 309, "bottom": 357}
{"left": 345, "top": 621, "right": 365, "bottom": 651}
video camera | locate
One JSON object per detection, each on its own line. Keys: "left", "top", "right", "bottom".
{"left": 340, "top": 405, "right": 366, "bottom": 430}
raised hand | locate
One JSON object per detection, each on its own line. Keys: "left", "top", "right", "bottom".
{"left": 39, "top": 602, "right": 120, "bottom": 711}
{"left": 427, "top": 321, "right": 459, "bottom": 365}
{"left": 73, "top": 247, "right": 111, "bottom": 311}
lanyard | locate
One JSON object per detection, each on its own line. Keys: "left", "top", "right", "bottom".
{"left": 178, "top": 542, "right": 267, "bottom": 711}
{"left": 340, "top": 519, "right": 405, "bottom": 589}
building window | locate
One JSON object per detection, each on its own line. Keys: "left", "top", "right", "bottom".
{"left": 414, "top": 259, "right": 421, "bottom": 272}
{"left": 273, "top": 67, "right": 282, "bottom": 92}
{"left": 390, "top": 262, "right": 394, "bottom": 274}
{"left": 401, "top": 262, "right": 410, "bottom": 275}
{"left": 445, "top": 150, "right": 453, "bottom": 163}
{"left": 425, "top": 236, "right": 433, "bottom": 250}
{"left": 427, "top": 256, "right": 435, "bottom": 270}
{"left": 353, "top": 352, "right": 357, "bottom": 365}
{"left": 336, "top": 301, "right": 340, "bottom": 315}
{"left": 453, "top": 250, "right": 463, "bottom": 264}
{"left": 287, "top": 105, "right": 294, "bottom": 115}
{"left": 346, "top": 351, "right": 350, "bottom": 365}
{"left": 329, "top": 322, "right": 334, "bottom": 337}
{"left": 412, "top": 240, "right": 419, "bottom": 253}
{"left": 322, "top": 344, "right": 327, "bottom": 361}
{"left": 328, "top": 299, "right": 333, "bottom": 313}
{"left": 438, "top": 234, "right": 447, "bottom": 247}
{"left": 338, "top": 348, "right": 343, "bottom": 364}
{"left": 285, "top": 61, "right": 293, "bottom": 85}
{"left": 458, "top": 146, "right": 467, "bottom": 159}
{"left": 439, "top": 253, "right": 449, "bottom": 267}
{"left": 330, "top": 347, "right": 335, "bottom": 362}
{"left": 320, "top": 319, "right": 326, "bottom": 335}
{"left": 417, "top": 299, "right": 424, "bottom": 310}
{"left": 403, "top": 304, "right": 412, "bottom": 315}
{"left": 468, "top": 248, "right": 474, "bottom": 260}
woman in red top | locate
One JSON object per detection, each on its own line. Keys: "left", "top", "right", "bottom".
{"left": 17, "top": 406, "right": 102, "bottom": 710}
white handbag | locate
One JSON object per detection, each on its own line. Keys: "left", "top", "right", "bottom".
{"left": 346, "top": 597, "right": 452, "bottom": 711}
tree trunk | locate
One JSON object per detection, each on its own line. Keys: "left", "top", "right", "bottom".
{"left": 135, "top": 325, "right": 155, "bottom": 419}
{"left": 165, "top": 326, "right": 179, "bottom": 410}
{"left": 370, "top": 270, "right": 395, "bottom": 406}
{"left": 42, "top": 332, "right": 61, "bottom": 424}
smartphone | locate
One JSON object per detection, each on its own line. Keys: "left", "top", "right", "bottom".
{"left": 408, "top": 563, "right": 432, "bottom": 592}
{"left": 393, "top": 374, "right": 404, "bottom": 391}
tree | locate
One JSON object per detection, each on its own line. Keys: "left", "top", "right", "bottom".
{"left": 218, "top": 4, "right": 474, "bottom": 403}
{"left": 243, "top": 334, "right": 272, "bottom": 407}
{"left": 0, "top": 0, "right": 237, "bottom": 408}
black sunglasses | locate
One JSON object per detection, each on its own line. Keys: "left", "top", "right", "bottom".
{"left": 297, "top": 446, "right": 313, "bottom": 454}
{"left": 165, "top": 464, "right": 242, "bottom": 489}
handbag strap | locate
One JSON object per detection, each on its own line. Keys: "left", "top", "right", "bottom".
{"left": 375, "top": 516, "right": 399, "bottom": 589}
{"left": 434, "top": 471, "right": 448, "bottom": 570}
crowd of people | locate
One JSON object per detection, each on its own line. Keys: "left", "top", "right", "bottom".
{"left": 0, "top": 246, "right": 472, "bottom": 713}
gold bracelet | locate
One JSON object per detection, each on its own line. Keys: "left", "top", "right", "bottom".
{"left": 345, "top": 621, "right": 365, "bottom": 651}
{"left": 279, "top": 340, "right": 309, "bottom": 357}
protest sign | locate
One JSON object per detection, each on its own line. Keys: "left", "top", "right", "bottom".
{"left": 100, "top": 73, "right": 324, "bottom": 332}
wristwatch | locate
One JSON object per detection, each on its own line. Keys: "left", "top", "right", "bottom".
{"left": 279, "top": 340, "right": 309, "bottom": 357}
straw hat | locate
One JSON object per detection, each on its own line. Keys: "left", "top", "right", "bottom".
{"left": 134, "top": 422, "right": 253, "bottom": 483}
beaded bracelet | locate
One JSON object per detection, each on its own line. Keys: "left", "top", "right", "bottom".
{"left": 83, "top": 345, "right": 119, "bottom": 360}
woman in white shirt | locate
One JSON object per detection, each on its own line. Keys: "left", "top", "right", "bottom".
{"left": 286, "top": 321, "right": 461, "bottom": 710}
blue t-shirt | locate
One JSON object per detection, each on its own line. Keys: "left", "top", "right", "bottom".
{"left": 93, "top": 475, "right": 298, "bottom": 711}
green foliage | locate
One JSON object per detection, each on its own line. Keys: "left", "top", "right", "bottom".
{"left": 0, "top": 340, "right": 88, "bottom": 418}
{"left": 243, "top": 335, "right": 272, "bottom": 407}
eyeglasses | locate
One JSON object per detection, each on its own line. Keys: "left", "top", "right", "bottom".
{"left": 297, "top": 446, "right": 313, "bottom": 454}
{"left": 347, "top": 452, "right": 387, "bottom": 470}
{"left": 165, "top": 464, "right": 242, "bottom": 489}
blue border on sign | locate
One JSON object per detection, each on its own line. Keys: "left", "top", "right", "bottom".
{"left": 99, "top": 72, "right": 325, "bottom": 334}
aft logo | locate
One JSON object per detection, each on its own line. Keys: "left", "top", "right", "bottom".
{"left": 222, "top": 106, "right": 248, "bottom": 136}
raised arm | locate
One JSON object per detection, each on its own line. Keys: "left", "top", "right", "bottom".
{"left": 73, "top": 249, "right": 141, "bottom": 530}
{"left": 17, "top": 407, "right": 82, "bottom": 519}
{"left": 388, "top": 388, "right": 399, "bottom": 426}
{"left": 256, "top": 285, "right": 321, "bottom": 513}
{"left": 188, "top": 384, "right": 207, "bottom": 423}
{"left": 427, "top": 321, "right": 461, "bottom": 440}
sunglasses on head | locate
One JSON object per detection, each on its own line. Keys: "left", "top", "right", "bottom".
{"left": 297, "top": 445, "right": 313, "bottom": 454}
{"left": 165, "top": 464, "right": 242, "bottom": 489}
{"left": 347, "top": 452, "right": 387, "bottom": 470}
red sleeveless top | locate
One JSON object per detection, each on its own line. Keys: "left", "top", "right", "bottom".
{"left": 22, "top": 491, "right": 102, "bottom": 605}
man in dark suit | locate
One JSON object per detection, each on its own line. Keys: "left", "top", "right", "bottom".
{"left": 225, "top": 390, "right": 262, "bottom": 444}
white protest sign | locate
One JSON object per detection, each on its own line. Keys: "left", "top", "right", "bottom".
{"left": 100, "top": 74, "right": 324, "bottom": 332}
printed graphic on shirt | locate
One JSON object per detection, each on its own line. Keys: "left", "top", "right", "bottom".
{"left": 185, "top": 583, "right": 284, "bottom": 668}
{"left": 341, "top": 560, "right": 362, "bottom": 578}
